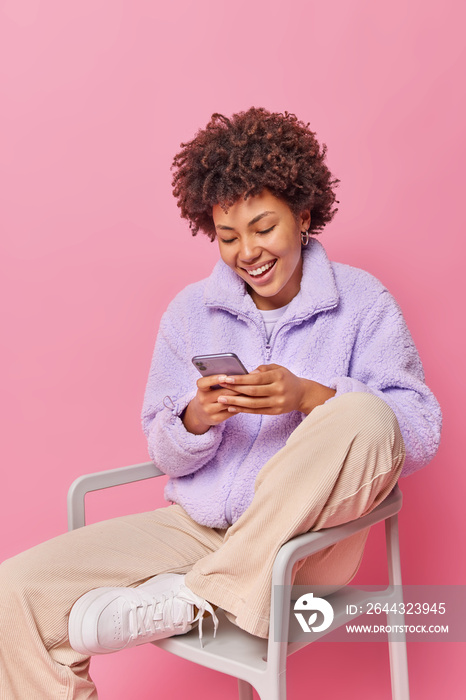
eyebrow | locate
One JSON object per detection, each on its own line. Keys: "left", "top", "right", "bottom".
{"left": 215, "top": 210, "right": 276, "bottom": 231}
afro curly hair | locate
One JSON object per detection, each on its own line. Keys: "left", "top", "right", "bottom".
{"left": 171, "top": 107, "right": 339, "bottom": 241}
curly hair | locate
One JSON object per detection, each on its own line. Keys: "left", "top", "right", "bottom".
{"left": 171, "top": 107, "right": 339, "bottom": 241}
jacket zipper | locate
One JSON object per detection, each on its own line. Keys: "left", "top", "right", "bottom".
{"left": 218, "top": 309, "right": 327, "bottom": 525}
{"left": 225, "top": 498, "right": 232, "bottom": 525}
{"left": 223, "top": 318, "right": 269, "bottom": 526}
{"left": 225, "top": 338, "right": 271, "bottom": 524}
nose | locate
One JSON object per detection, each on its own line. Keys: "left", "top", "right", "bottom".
{"left": 238, "top": 237, "right": 261, "bottom": 263}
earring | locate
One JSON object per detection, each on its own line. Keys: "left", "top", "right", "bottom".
{"left": 301, "top": 229, "right": 310, "bottom": 246}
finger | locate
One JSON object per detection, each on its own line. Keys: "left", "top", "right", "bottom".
{"left": 219, "top": 370, "right": 277, "bottom": 387}
{"left": 197, "top": 374, "right": 234, "bottom": 391}
{"left": 199, "top": 401, "right": 235, "bottom": 422}
{"left": 217, "top": 394, "right": 274, "bottom": 409}
{"left": 226, "top": 405, "right": 279, "bottom": 415}
{"left": 198, "top": 388, "right": 238, "bottom": 409}
{"left": 211, "top": 406, "right": 235, "bottom": 419}
{"left": 208, "top": 387, "right": 242, "bottom": 399}
{"left": 218, "top": 382, "right": 275, "bottom": 398}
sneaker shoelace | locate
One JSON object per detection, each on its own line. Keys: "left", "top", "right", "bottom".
{"left": 128, "top": 586, "right": 219, "bottom": 648}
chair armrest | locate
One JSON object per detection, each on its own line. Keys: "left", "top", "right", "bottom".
{"left": 271, "top": 485, "right": 402, "bottom": 589}
{"left": 267, "top": 485, "right": 402, "bottom": 665}
{"left": 67, "top": 461, "right": 164, "bottom": 530}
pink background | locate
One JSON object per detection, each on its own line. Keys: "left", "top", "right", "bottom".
{"left": 1, "top": 1, "right": 464, "bottom": 698}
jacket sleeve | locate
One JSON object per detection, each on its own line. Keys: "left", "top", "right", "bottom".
{"left": 328, "top": 290, "right": 442, "bottom": 476}
{"left": 141, "top": 307, "right": 226, "bottom": 478}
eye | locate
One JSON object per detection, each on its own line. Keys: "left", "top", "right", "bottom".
{"left": 257, "top": 226, "right": 275, "bottom": 235}
{"left": 219, "top": 237, "right": 236, "bottom": 244}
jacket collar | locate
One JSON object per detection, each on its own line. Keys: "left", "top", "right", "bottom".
{"left": 203, "top": 238, "right": 339, "bottom": 321}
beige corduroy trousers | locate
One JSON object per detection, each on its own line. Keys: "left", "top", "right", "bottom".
{"left": 0, "top": 392, "right": 405, "bottom": 699}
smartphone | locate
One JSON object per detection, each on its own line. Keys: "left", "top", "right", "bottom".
{"left": 192, "top": 353, "right": 247, "bottom": 388}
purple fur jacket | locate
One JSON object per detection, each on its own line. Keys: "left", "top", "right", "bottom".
{"left": 142, "top": 240, "right": 441, "bottom": 528}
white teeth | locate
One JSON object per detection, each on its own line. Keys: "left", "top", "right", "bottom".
{"left": 247, "top": 261, "right": 275, "bottom": 277}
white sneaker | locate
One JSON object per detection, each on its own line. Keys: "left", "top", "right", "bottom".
{"left": 68, "top": 573, "right": 218, "bottom": 655}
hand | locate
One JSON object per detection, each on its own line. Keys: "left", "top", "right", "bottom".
{"left": 182, "top": 373, "right": 244, "bottom": 435}
{"left": 216, "top": 364, "right": 336, "bottom": 416}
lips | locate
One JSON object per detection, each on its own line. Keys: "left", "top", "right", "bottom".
{"left": 243, "top": 260, "right": 277, "bottom": 278}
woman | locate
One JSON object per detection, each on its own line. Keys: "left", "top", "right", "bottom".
{"left": 0, "top": 108, "right": 441, "bottom": 698}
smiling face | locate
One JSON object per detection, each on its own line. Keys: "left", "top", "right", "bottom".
{"left": 213, "top": 190, "right": 311, "bottom": 310}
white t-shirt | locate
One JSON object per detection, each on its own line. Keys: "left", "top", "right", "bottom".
{"left": 259, "top": 303, "right": 290, "bottom": 341}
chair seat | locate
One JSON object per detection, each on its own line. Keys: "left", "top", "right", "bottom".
{"left": 153, "top": 583, "right": 401, "bottom": 674}
{"left": 153, "top": 610, "right": 268, "bottom": 676}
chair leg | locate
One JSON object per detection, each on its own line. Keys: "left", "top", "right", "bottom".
{"left": 388, "top": 639, "right": 410, "bottom": 700}
{"left": 237, "top": 679, "right": 254, "bottom": 700}
{"left": 238, "top": 675, "right": 286, "bottom": 700}
{"left": 386, "top": 513, "right": 410, "bottom": 700}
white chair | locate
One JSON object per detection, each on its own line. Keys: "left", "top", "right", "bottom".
{"left": 68, "top": 461, "right": 410, "bottom": 699}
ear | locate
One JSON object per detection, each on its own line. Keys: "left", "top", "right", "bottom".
{"left": 300, "top": 209, "right": 311, "bottom": 231}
